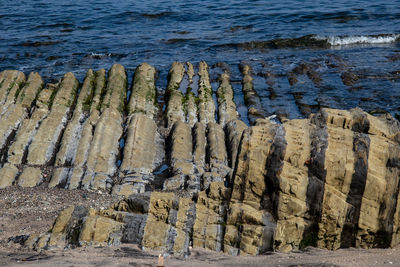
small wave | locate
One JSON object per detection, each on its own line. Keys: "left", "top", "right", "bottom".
{"left": 84, "top": 53, "right": 126, "bottom": 59}
{"left": 162, "top": 38, "right": 196, "bottom": 44}
{"left": 214, "top": 34, "right": 400, "bottom": 50}
{"left": 20, "top": 40, "right": 63, "bottom": 47}
{"left": 318, "top": 34, "right": 400, "bottom": 46}
{"left": 214, "top": 35, "right": 328, "bottom": 49}
{"left": 141, "top": 11, "right": 174, "bottom": 19}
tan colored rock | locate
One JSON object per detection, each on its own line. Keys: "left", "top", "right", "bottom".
{"left": 225, "top": 119, "right": 247, "bottom": 172}
{"left": 26, "top": 72, "right": 79, "bottom": 167}
{"left": 16, "top": 72, "right": 43, "bottom": 108}
{"left": 316, "top": 109, "right": 357, "bottom": 250}
{"left": 356, "top": 113, "right": 400, "bottom": 248}
{"left": 170, "top": 121, "right": 193, "bottom": 172}
{"left": 54, "top": 70, "right": 96, "bottom": 166}
{"left": 113, "top": 114, "right": 163, "bottom": 195}
{"left": 206, "top": 122, "right": 229, "bottom": 180}
{"left": 142, "top": 192, "right": 177, "bottom": 251}
{"left": 0, "top": 164, "right": 19, "bottom": 188}
{"left": 80, "top": 64, "right": 127, "bottom": 191}
{"left": 81, "top": 110, "right": 123, "bottom": 191}
{"left": 49, "top": 70, "right": 97, "bottom": 188}
{"left": 163, "top": 121, "right": 194, "bottom": 191}
{"left": 66, "top": 70, "right": 106, "bottom": 189}
{"left": 128, "top": 63, "right": 157, "bottom": 118}
{"left": 216, "top": 72, "right": 238, "bottom": 126}
{"left": 0, "top": 72, "right": 43, "bottom": 166}
{"left": 17, "top": 167, "right": 43, "bottom": 187}
{"left": 240, "top": 65, "right": 266, "bottom": 124}
{"left": 79, "top": 210, "right": 124, "bottom": 246}
{"left": 186, "top": 62, "right": 195, "bottom": 82}
{"left": 184, "top": 62, "right": 198, "bottom": 127}
{"left": 197, "top": 61, "right": 215, "bottom": 124}
{"left": 101, "top": 64, "right": 127, "bottom": 113}
{"left": 273, "top": 118, "right": 311, "bottom": 252}
{"left": 193, "top": 182, "right": 230, "bottom": 251}
{"left": 224, "top": 121, "right": 279, "bottom": 255}
{"left": 165, "top": 62, "right": 185, "bottom": 127}
{"left": 173, "top": 197, "right": 196, "bottom": 256}
{"left": 47, "top": 206, "right": 75, "bottom": 248}
{"left": 0, "top": 70, "right": 25, "bottom": 109}
{"left": 0, "top": 85, "right": 52, "bottom": 188}
{"left": 193, "top": 122, "right": 206, "bottom": 170}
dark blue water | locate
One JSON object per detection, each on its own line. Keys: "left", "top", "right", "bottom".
{"left": 1, "top": 0, "right": 400, "bottom": 118}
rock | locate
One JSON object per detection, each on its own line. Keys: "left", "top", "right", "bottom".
{"left": 224, "top": 121, "right": 279, "bottom": 255}
{"left": 165, "top": 62, "right": 185, "bottom": 128}
{"left": 128, "top": 63, "right": 157, "bottom": 119}
{"left": 113, "top": 114, "right": 164, "bottom": 196}
{"left": 173, "top": 197, "right": 196, "bottom": 256}
{"left": 17, "top": 167, "right": 43, "bottom": 187}
{"left": 25, "top": 72, "right": 79, "bottom": 167}
{"left": 240, "top": 64, "right": 266, "bottom": 124}
{"left": 197, "top": 61, "right": 215, "bottom": 125}
{"left": 16, "top": 73, "right": 79, "bottom": 187}
{"left": 193, "top": 122, "right": 206, "bottom": 171}
{"left": 273, "top": 118, "right": 312, "bottom": 252}
{"left": 225, "top": 119, "right": 247, "bottom": 173}
{"left": 0, "top": 70, "right": 26, "bottom": 109}
{"left": 0, "top": 84, "right": 53, "bottom": 187}
{"left": 0, "top": 63, "right": 397, "bottom": 257}
{"left": 141, "top": 192, "right": 178, "bottom": 252}
{"left": 216, "top": 72, "right": 238, "bottom": 126}
{"left": 185, "top": 89, "right": 198, "bottom": 127}
{"left": 0, "top": 72, "right": 43, "bottom": 172}
{"left": 206, "top": 122, "right": 229, "bottom": 179}
{"left": 164, "top": 121, "right": 193, "bottom": 189}
{"left": 80, "top": 64, "right": 127, "bottom": 191}
{"left": 193, "top": 182, "right": 230, "bottom": 251}
{"left": 66, "top": 69, "right": 106, "bottom": 189}
{"left": 50, "top": 69, "right": 97, "bottom": 188}
{"left": 341, "top": 71, "right": 359, "bottom": 86}
{"left": 81, "top": 109, "right": 123, "bottom": 191}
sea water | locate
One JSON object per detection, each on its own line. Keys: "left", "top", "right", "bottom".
{"left": 1, "top": 0, "right": 400, "bottom": 118}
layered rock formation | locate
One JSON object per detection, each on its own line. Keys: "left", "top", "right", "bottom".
{"left": 0, "top": 63, "right": 400, "bottom": 256}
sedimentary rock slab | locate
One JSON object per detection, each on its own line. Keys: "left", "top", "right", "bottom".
{"left": 66, "top": 69, "right": 106, "bottom": 190}
{"left": 49, "top": 69, "right": 97, "bottom": 188}
{"left": 0, "top": 62, "right": 397, "bottom": 257}
{"left": 165, "top": 62, "right": 185, "bottom": 128}
{"left": 216, "top": 72, "right": 238, "bottom": 126}
{"left": 113, "top": 114, "right": 163, "bottom": 196}
{"left": 163, "top": 121, "right": 194, "bottom": 191}
{"left": 224, "top": 120, "right": 279, "bottom": 255}
{"left": 80, "top": 64, "right": 127, "bottom": 191}
{"left": 0, "top": 70, "right": 26, "bottom": 110}
{"left": 193, "top": 182, "right": 230, "bottom": 251}
{"left": 0, "top": 72, "right": 43, "bottom": 164}
{"left": 17, "top": 72, "right": 79, "bottom": 187}
{"left": 128, "top": 63, "right": 157, "bottom": 118}
{"left": 197, "top": 61, "right": 215, "bottom": 124}
{"left": 0, "top": 84, "right": 53, "bottom": 188}
{"left": 240, "top": 64, "right": 266, "bottom": 124}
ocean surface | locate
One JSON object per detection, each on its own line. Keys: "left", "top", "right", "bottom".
{"left": 1, "top": 0, "right": 400, "bottom": 120}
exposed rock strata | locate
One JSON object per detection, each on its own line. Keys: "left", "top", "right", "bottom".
{"left": 112, "top": 63, "right": 163, "bottom": 196}
{"left": 240, "top": 64, "right": 266, "bottom": 124}
{"left": 0, "top": 64, "right": 399, "bottom": 257}
{"left": 25, "top": 104, "right": 400, "bottom": 256}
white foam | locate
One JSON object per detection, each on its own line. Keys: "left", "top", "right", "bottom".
{"left": 318, "top": 34, "right": 400, "bottom": 46}
{"left": 89, "top": 52, "right": 111, "bottom": 57}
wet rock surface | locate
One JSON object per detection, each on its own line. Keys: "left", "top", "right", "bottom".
{"left": 1, "top": 63, "right": 400, "bottom": 258}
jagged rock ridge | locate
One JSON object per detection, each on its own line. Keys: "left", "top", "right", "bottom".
{"left": 0, "top": 63, "right": 399, "bottom": 256}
